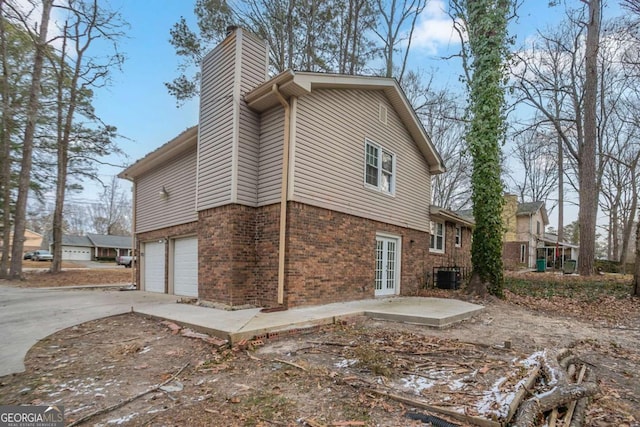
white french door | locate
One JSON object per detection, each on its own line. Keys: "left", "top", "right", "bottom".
{"left": 375, "top": 235, "right": 399, "bottom": 296}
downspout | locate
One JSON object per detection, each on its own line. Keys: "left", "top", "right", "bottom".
{"left": 273, "top": 84, "right": 290, "bottom": 306}
{"left": 131, "top": 181, "right": 137, "bottom": 288}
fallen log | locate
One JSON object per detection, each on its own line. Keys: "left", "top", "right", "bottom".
{"left": 513, "top": 351, "right": 599, "bottom": 427}
{"left": 563, "top": 364, "right": 587, "bottom": 426}
{"left": 505, "top": 365, "right": 541, "bottom": 424}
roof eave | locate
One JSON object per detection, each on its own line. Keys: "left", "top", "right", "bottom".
{"left": 118, "top": 126, "right": 198, "bottom": 181}
{"left": 430, "top": 205, "right": 475, "bottom": 227}
{"left": 246, "top": 71, "right": 446, "bottom": 173}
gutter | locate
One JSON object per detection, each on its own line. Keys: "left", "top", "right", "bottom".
{"left": 273, "top": 84, "right": 291, "bottom": 306}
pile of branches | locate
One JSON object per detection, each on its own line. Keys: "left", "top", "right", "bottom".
{"left": 513, "top": 348, "right": 599, "bottom": 427}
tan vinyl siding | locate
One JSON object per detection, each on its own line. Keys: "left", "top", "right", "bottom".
{"left": 238, "top": 31, "right": 269, "bottom": 96}
{"left": 236, "top": 96, "right": 260, "bottom": 205}
{"left": 198, "top": 29, "right": 267, "bottom": 209}
{"left": 293, "top": 89, "right": 431, "bottom": 232}
{"left": 197, "top": 38, "right": 236, "bottom": 210}
{"left": 136, "top": 147, "right": 197, "bottom": 233}
{"left": 235, "top": 31, "right": 267, "bottom": 206}
{"left": 257, "top": 107, "right": 284, "bottom": 206}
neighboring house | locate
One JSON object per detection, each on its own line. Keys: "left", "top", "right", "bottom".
{"left": 0, "top": 229, "right": 44, "bottom": 255}
{"left": 56, "top": 234, "right": 132, "bottom": 261}
{"left": 501, "top": 195, "right": 577, "bottom": 270}
{"left": 58, "top": 235, "right": 93, "bottom": 261}
{"left": 119, "top": 27, "right": 471, "bottom": 307}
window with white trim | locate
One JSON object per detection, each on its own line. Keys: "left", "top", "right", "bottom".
{"left": 455, "top": 226, "right": 462, "bottom": 247}
{"left": 365, "top": 140, "right": 395, "bottom": 194}
{"left": 430, "top": 221, "right": 445, "bottom": 253}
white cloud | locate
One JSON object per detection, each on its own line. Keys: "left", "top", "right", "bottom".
{"left": 410, "top": 0, "right": 464, "bottom": 54}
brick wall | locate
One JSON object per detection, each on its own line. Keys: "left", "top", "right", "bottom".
{"left": 503, "top": 241, "right": 527, "bottom": 270}
{"left": 425, "top": 221, "right": 472, "bottom": 286}
{"left": 136, "top": 202, "right": 474, "bottom": 308}
{"left": 285, "top": 202, "right": 433, "bottom": 307}
{"left": 198, "top": 205, "right": 257, "bottom": 306}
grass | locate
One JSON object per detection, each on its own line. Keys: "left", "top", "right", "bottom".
{"left": 505, "top": 274, "right": 634, "bottom": 300}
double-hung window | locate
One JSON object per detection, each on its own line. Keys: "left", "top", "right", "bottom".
{"left": 455, "top": 226, "right": 462, "bottom": 247}
{"left": 430, "top": 221, "right": 445, "bottom": 253}
{"left": 365, "top": 140, "right": 395, "bottom": 194}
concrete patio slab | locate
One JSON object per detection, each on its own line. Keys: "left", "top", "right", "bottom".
{"left": 227, "top": 297, "right": 484, "bottom": 342}
{"left": 0, "top": 285, "right": 483, "bottom": 377}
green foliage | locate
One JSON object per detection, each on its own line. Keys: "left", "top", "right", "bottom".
{"left": 167, "top": 0, "right": 377, "bottom": 102}
{"left": 457, "top": 0, "right": 514, "bottom": 297}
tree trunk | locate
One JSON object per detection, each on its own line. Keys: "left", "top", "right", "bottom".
{"left": 557, "top": 134, "right": 563, "bottom": 240}
{"left": 577, "top": 0, "right": 601, "bottom": 276}
{"left": 9, "top": 0, "right": 53, "bottom": 279}
{"left": 0, "top": 2, "right": 12, "bottom": 277}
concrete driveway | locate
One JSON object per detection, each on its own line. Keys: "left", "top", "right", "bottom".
{"left": 0, "top": 285, "right": 177, "bottom": 377}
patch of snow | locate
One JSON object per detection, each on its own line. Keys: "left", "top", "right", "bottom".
{"left": 401, "top": 375, "right": 436, "bottom": 394}
{"left": 334, "top": 358, "right": 357, "bottom": 368}
{"left": 69, "top": 405, "right": 92, "bottom": 414}
{"left": 159, "top": 381, "right": 183, "bottom": 393}
{"left": 107, "top": 412, "right": 139, "bottom": 425}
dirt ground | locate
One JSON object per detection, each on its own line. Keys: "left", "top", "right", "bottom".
{"left": 2, "top": 263, "right": 132, "bottom": 287}
{"left": 0, "top": 284, "right": 638, "bottom": 426}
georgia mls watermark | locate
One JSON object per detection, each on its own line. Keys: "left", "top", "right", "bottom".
{"left": 0, "top": 405, "right": 64, "bottom": 427}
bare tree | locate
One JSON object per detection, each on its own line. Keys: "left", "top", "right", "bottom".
{"left": 510, "top": 4, "right": 634, "bottom": 275}
{"left": 6, "top": 0, "right": 53, "bottom": 279}
{"left": 507, "top": 125, "right": 559, "bottom": 209}
{"left": 578, "top": 0, "right": 601, "bottom": 275}
{"left": 372, "top": 0, "right": 426, "bottom": 83}
{"left": 402, "top": 71, "right": 471, "bottom": 209}
{"left": 87, "top": 176, "right": 131, "bottom": 236}
{"left": 47, "top": 0, "right": 125, "bottom": 273}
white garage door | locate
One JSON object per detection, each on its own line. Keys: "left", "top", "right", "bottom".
{"left": 62, "top": 246, "right": 92, "bottom": 261}
{"left": 144, "top": 242, "right": 165, "bottom": 293}
{"left": 173, "top": 237, "right": 198, "bottom": 297}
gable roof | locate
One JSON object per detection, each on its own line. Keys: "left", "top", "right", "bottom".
{"left": 87, "top": 234, "right": 132, "bottom": 249}
{"left": 517, "top": 201, "right": 544, "bottom": 215}
{"left": 517, "top": 201, "right": 549, "bottom": 224}
{"left": 245, "top": 71, "right": 446, "bottom": 174}
{"left": 62, "top": 235, "right": 93, "bottom": 247}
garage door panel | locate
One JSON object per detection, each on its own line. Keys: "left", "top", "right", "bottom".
{"left": 62, "top": 246, "right": 92, "bottom": 261}
{"left": 144, "top": 242, "right": 165, "bottom": 293}
{"left": 174, "top": 238, "right": 198, "bottom": 297}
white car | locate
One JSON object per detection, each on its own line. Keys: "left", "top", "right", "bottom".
{"left": 32, "top": 250, "right": 53, "bottom": 261}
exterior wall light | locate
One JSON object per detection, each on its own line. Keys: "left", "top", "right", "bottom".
{"left": 159, "top": 186, "right": 169, "bottom": 200}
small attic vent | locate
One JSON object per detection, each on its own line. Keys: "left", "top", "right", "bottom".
{"left": 378, "top": 104, "right": 388, "bottom": 125}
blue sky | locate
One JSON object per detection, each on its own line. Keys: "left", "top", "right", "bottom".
{"left": 82, "top": 0, "right": 623, "bottom": 228}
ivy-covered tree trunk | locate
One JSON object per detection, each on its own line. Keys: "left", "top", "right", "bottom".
{"left": 634, "top": 209, "right": 640, "bottom": 297}
{"left": 463, "top": 0, "right": 511, "bottom": 297}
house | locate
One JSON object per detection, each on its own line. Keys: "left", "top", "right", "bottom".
{"left": 56, "top": 234, "right": 132, "bottom": 261}
{"left": 501, "top": 195, "right": 577, "bottom": 270}
{"left": 0, "top": 229, "right": 44, "bottom": 255}
{"left": 119, "top": 27, "right": 472, "bottom": 307}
